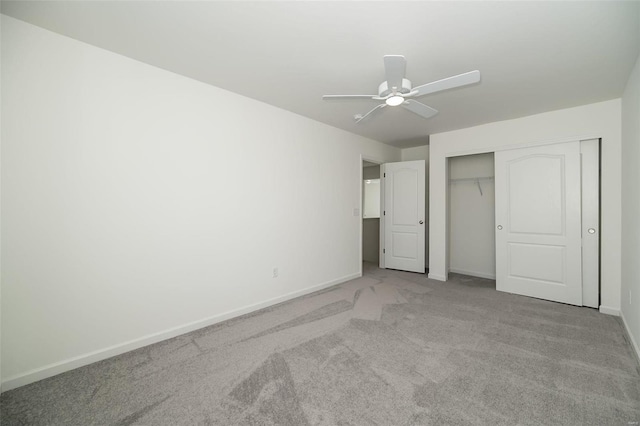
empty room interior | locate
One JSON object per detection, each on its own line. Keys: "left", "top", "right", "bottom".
{"left": 2, "top": 1, "right": 640, "bottom": 424}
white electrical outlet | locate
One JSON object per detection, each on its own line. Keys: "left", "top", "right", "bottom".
{"left": 273, "top": 267, "right": 278, "bottom": 278}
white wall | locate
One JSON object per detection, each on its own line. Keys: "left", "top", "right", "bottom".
{"left": 401, "top": 145, "right": 429, "bottom": 162}
{"left": 621, "top": 51, "right": 640, "bottom": 358}
{"left": 448, "top": 153, "right": 495, "bottom": 279}
{"left": 429, "top": 99, "right": 622, "bottom": 314}
{"left": 363, "top": 165, "right": 381, "bottom": 181}
{"left": 400, "top": 145, "right": 430, "bottom": 267}
{"left": 0, "top": 16, "right": 401, "bottom": 390}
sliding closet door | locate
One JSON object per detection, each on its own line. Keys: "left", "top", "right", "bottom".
{"left": 495, "top": 141, "right": 583, "bottom": 305}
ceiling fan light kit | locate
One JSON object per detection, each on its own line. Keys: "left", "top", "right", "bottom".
{"left": 385, "top": 95, "right": 405, "bottom": 106}
{"left": 323, "top": 55, "right": 480, "bottom": 123}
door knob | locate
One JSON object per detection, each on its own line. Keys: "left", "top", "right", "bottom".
{"left": 419, "top": 220, "right": 424, "bottom": 225}
{"left": 588, "top": 228, "right": 596, "bottom": 234}
{"left": 497, "top": 225, "right": 503, "bottom": 230}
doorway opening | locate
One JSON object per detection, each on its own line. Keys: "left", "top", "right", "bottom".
{"left": 362, "top": 160, "right": 381, "bottom": 268}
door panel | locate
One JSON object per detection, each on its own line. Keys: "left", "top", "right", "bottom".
{"left": 508, "top": 156, "right": 564, "bottom": 235}
{"left": 384, "top": 160, "right": 425, "bottom": 273}
{"left": 495, "top": 142, "right": 582, "bottom": 305}
{"left": 392, "top": 232, "right": 418, "bottom": 259}
{"left": 391, "top": 169, "right": 419, "bottom": 225}
{"left": 508, "top": 243, "right": 565, "bottom": 283}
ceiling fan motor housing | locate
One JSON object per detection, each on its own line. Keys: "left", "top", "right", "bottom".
{"left": 378, "top": 78, "right": 412, "bottom": 97}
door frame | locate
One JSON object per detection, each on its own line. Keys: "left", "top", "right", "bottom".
{"left": 434, "top": 137, "right": 600, "bottom": 306}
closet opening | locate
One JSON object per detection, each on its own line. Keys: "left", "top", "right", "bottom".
{"left": 448, "top": 152, "right": 496, "bottom": 280}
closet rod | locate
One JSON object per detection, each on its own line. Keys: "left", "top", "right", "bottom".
{"left": 448, "top": 176, "right": 494, "bottom": 183}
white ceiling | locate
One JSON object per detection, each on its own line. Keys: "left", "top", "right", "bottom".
{"left": 3, "top": 1, "right": 639, "bottom": 148}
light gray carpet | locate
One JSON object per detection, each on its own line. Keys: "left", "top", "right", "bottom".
{"left": 2, "top": 263, "right": 639, "bottom": 425}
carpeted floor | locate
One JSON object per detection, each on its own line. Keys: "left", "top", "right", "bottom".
{"left": 2, "top": 263, "right": 640, "bottom": 425}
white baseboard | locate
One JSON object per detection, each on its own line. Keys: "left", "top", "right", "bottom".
{"left": 428, "top": 272, "right": 447, "bottom": 281}
{"left": 448, "top": 268, "right": 496, "bottom": 280}
{"left": 599, "top": 305, "right": 621, "bottom": 316}
{"left": 621, "top": 310, "right": 640, "bottom": 367}
{"left": 1, "top": 272, "right": 360, "bottom": 393}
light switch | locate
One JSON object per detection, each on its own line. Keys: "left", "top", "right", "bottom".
{"left": 353, "top": 208, "right": 360, "bottom": 217}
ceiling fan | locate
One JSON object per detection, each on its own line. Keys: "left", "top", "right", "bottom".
{"left": 322, "top": 55, "right": 480, "bottom": 123}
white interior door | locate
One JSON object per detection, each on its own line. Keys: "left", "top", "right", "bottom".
{"left": 495, "top": 141, "right": 582, "bottom": 305}
{"left": 383, "top": 160, "right": 425, "bottom": 273}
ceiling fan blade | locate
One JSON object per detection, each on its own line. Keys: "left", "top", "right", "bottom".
{"left": 355, "top": 104, "right": 386, "bottom": 123}
{"left": 401, "top": 100, "right": 438, "bottom": 119}
{"left": 413, "top": 70, "right": 481, "bottom": 97}
{"left": 322, "top": 95, "right": 377, "bottom": 100}
{"left": 383, "top": 55, "right": 406, "bottom": 90}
